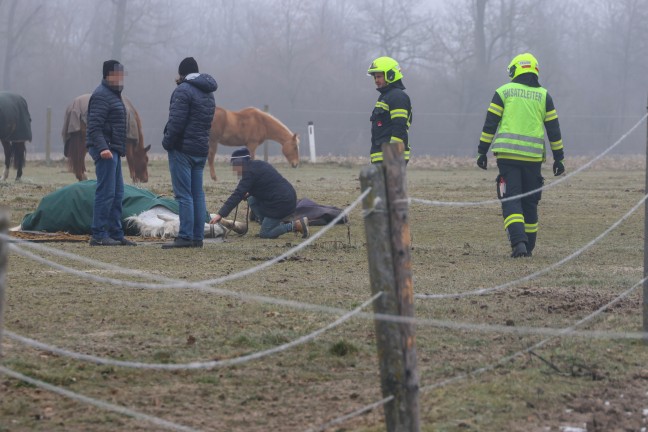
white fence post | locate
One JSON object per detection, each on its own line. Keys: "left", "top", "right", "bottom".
{"left": 307, "top": 121, "right": 317, "bottom": 163}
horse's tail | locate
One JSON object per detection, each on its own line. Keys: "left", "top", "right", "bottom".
{"left": 65, "top": 140, "right": 74, "bottom": 172}
{"left": 12, "top": 142, "right": 26, "bottom": 169}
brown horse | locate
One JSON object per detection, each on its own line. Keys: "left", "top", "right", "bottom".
{"left": 207, "top": 107, "right": 300, "bottom": 181}
{"left": 62, "top": 94, "right": 150, "bottom": 182}
{"left": 0, "top": 91, "right": 31, "bottom": 181}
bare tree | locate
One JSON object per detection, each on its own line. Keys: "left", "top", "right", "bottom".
{"left": 1, "top": 0, "right": 43, "bottom": 89}
{"left": 355, "top": 0, "right": 434, "bottom": 66}
{"left": 111, "top": 0, "right": 127, "bottom": 61}
{"left": 595, "top": 0, "right": 648, "bottom": 116}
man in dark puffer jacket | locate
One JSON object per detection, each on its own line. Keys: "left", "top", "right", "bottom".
{"left": 86, "top": 60, "right": 136, "bottom": 247}
{"left": 162, "top": 57, "right": 218, "bottom": 249}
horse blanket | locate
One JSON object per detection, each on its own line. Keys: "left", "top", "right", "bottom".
{"left": 62, "top": 94, "right": 140, "bottom": 156}
{"left": 294, "top": 198, "right": 349, "bottom": 226}
{"left": 20, "top": 181, "right": 210, "bottom": 236}
{"left": 0, "top": 91, "right": 31, "bottom": 141}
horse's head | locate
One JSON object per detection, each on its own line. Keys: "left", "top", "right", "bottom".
{"left": 130, "top": 144, "right": 150, "bottom": 183}
{"left": 282, "top": 133, "right": 300, "bottom": 168}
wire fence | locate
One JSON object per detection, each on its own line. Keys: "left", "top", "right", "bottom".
{"left": 1, "top": 113, "right": 647, "bottom": 431}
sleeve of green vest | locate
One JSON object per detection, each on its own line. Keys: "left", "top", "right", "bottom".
{"left": 478, "top": 92, "right": 503, "bottom": 155}
{"left": 544, "top": 93, "right": 564, "bottom": 161}
{"left": 388, "top": 91, "right": 410, "bottom": 144}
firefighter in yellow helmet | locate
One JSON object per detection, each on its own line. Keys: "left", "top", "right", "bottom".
{"left": 367, "top": 56, "right": 412, "bottom": 164}
{"left": 476, "top": 53, "right": 565, "bottom": 258}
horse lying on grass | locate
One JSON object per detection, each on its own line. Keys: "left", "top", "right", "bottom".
{"left": 207, "top": 107, "right": 300, "bottom": 181}
{"left": 62, "top": 94, "right": 150, "bottom": 183}
{"left": 0, "top": 91, "right": 32, "bottom": 181}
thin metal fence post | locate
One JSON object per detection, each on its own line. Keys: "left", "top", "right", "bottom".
{"left": 263, "top": 104, "right": 269, "bottom": 162}
{"left": 0, "top": 209, "right": 9, "bottom": 357}
{"left": 644, "top": 96, "right": 648, "bottom": 340}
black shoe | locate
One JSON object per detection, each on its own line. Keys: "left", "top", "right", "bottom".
{"left": 89, "top": 237, "right": 122, "bottom": 246}
{"left": 511, "top": 242, "right": 528, "bottom": 258}
{"left": 113, "top": 237, "right": 137, "bottom": 246}
{"left": 161, "top": 237, "right": 195, "bottom": 249}
{"left": 193, "top": 240, "right": 203, "bottom": 248}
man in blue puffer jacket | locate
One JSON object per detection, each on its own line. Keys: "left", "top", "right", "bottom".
{"left": 86, "top": 59, "right": 136, "bottom": 247}
{"left": 162, "top": 57, "right": 218, "bottom": 249}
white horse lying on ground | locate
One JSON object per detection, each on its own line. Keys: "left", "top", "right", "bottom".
{"left": 125, "top": 206, "right": 228, "bottom": 239}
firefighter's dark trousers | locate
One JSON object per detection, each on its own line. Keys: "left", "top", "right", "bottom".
{"left": 496, "top": 159, "right": 543, "bottom": 253}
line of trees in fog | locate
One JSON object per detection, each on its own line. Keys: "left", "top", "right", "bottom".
{"left": 1, "top": 0, "right": 647, "bottom": 157}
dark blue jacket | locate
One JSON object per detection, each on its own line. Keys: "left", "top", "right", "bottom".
{"left": 370, "top": 80, "right": 412, "bottom": 162}
{"left": 162, "top": 73, "right": 217, "bottom": 156}
{"left": 217, "top": 160, "right": 297, "bottom": 220}
{"left": 86, "top": 80, "right": 127, "bottom": 156}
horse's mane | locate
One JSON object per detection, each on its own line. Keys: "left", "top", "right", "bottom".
{"left": 257, "top": 109, "right": 293, "bottom": 138}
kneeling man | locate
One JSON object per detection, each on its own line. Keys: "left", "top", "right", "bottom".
{"left": 210, "top": 148, "right": 309, "bottom": 239}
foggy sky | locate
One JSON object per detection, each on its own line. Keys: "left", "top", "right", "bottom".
{"left": 1, "top": 0, "right": 647, "bottom": 159}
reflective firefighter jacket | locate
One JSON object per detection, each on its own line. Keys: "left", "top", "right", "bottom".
{"left": 370, "top": 80, "right": 412, "bottom": 163}
{"left": 478, "top": 74, "right": 563, "bottom": 163}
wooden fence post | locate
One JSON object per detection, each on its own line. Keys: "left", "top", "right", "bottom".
{"left": 383, "top": 142, "right": 420, "bottom": 430}
{"left": 45, "top": 107, "right": 52, "bottom": 166}
{"left": 360, "top": 164, "right": 406, "bottom": 430}
{"left": 360, "top": 140, "right": 420, "bottom": 431}
{"left": 263, "top": 104, "right": 269, "bottom": 162}
{"left": 0, "top": 208, "right": 8, "bottom": 357}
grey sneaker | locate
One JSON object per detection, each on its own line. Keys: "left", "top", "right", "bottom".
{"left": 89, "top": 237, "right": 122, "bottom": 246}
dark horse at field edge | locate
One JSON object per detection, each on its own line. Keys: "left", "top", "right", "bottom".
{"left": 0, "top": 91, "right": 32, "bottom": 181}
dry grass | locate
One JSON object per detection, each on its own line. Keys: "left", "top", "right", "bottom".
{"left": 1, "top": 156, "right": 648, "bottom": 432}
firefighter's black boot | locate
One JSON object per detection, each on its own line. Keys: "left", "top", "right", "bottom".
{"left": 511, "top": 241, "right": 528, "bottom": 258}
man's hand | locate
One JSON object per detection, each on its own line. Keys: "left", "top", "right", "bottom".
{"left": 476, "top": 153, "right": 487, "bottom": 170}
{"left": 100, "top": 149, "right": 113, "bottom": 159}
{"left": 209, "top": 214, "right": 222, "bottom": 224}
{"left": 553, "top": 159, "right": 565, "bottom": 176}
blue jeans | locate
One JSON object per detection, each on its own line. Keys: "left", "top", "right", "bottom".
{"left": 247, "top": 196, "right": 292, "bottom": 239}
{"left": 168, "top": 150, "right": 207, "bottom": 241}
{"left": 89, "top": 149, "right": 125, "bottom": 240}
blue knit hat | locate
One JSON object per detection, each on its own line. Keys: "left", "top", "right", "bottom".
{"left": 230, "top": 147, "right": 251, "bottom": 165}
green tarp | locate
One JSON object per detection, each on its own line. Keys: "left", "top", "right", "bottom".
{"left": 21, "top": 180, "right": 180, "bottom": 235}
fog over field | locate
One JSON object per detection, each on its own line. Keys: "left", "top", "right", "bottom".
{"left": 1, "top": 0, "right": 647, "bottom": 158}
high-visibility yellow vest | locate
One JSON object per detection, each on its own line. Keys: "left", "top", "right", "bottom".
{"left": 492, "top": 83, "right": 547, "bottom": 162}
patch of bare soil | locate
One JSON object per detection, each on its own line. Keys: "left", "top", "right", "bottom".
{"left": 516, "top": 375, "right": 648, "bottom": 431}
{"left": 515, "top": 286, "right": 639, "bottom": 315}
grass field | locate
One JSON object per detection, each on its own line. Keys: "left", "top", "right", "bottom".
{"left": 1, "top": 156, "right": 648, "bottom": 431}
